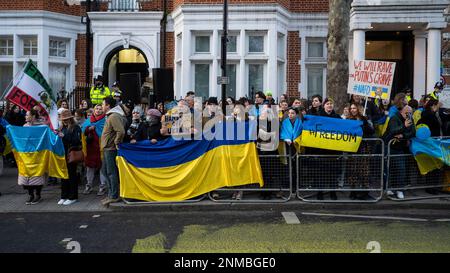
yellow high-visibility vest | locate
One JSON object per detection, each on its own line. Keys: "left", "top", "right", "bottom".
{"left": 90, "top": 86, "right": 111, "bottom": 105}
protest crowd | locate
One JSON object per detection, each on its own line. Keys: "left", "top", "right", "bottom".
{"left": 0, "top": 75, "right": 449, "bottom": 205}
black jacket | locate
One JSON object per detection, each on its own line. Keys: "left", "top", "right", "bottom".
{"left": 61, "top": 125, "right": 82, "bottom": 155}
{"left": 125, "top": 120, "right": 148, "bottom": 142}
{"left": 417, "top": 110, "right": 442, "bottom": 137}
{"left": 383, "top": 112, "right": 416, "bottom": 151}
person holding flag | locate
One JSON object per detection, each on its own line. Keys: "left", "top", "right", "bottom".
{"left": 57, "top": 109, "right": 82, "bottom": 206}
{"left": 81, "top": 104, "right": 107, "bottom": 196}
{"left": 18, "top": 110, "right": 46, "bottom": 205}
{"left": 280, "top": 107, "right": 303, "bottom": 152}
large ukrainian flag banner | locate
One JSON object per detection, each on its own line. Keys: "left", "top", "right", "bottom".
{"left": 410, "top": 137, "right": 450, "bottom": 175}
{"left": 117, "top": 122, "right": 264, "bottom": 201}
{"left": 6, "top": 125, "right": 68, "bottom": 179}
{"left": 300, "top": 115, "right": 363, "bottom": 153}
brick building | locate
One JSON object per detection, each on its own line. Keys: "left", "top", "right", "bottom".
{"left": 0, "top": 0, "right": 448, "bottom": 103}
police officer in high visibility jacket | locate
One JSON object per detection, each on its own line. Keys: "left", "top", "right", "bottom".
{"left": 428, "top": 81, "right": 444, "bottom": 101}
{"left": 90, "top": 75, "right": 111, "bottom": 105}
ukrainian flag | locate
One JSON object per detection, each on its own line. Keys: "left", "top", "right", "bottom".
{"left": 1, "top": 118, "right": 12, "bottom": 156}
{"left": 410, "top": 137, "right": 450, "bottom": 175}
{"left": 300, "top": 115, "right": 363, "bottom": 153}
{"left": 81, "top": 116, "right": 106, "bottom": 158}
{"left": 6, "top": 125, "right": 68, "bottom": 179}
{"left": 117, "top": 121, "right": 264, "bottom": 202}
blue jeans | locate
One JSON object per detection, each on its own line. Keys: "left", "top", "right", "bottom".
{"left": 104, "top": 150, "right": 119, "bottom": 199}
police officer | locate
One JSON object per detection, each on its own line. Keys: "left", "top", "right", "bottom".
{"left": 90, "top": 75, "right": 111, "bottom": 105}
{"left": 428, "top": 81, "right": 444, "bottom": 101}
{"left": 111, "top": 81, "right": 123, "bottom": 104}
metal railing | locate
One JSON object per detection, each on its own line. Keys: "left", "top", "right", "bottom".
{"left": 297, "top": 138, "right": 385, "bottom": 203}
{"left": 107, "top": 0, "right": 141, "bottom": 12}
{"left": 208, "top": 149, "right": 293, "bottom": 203}
{"left": 386, "top": 137, "right": 450, "bottom": 201}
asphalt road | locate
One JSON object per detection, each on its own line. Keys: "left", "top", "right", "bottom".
{"left": 1, "top": 208, "right": 449, "bottom": 253}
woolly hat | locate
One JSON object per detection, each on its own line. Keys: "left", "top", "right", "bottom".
{"left": 147, "top": 108, "right": 162, "bottom": 118}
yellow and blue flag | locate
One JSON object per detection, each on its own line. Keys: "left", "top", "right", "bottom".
{"left": 280, "top": 118, "right": 303, "bottom": 154}
{"left": 80, "top": 116, "right": 106, "bottom": 158}
{"left": 6, "top": 125, "right": 68, "bottom": 179}
{"left": 1, "top": 117, "right": 12, "bottom": 156}
{"left": 300, "top": 115, "right": 363, "bottom": 153}
{"left": 410, "top": 137, "right": 450, "bottom": 175}
{"left": 117, "top": 121, "right": 264, "bottom": 202}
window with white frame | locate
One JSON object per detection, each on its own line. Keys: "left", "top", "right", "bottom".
{"left": 23, "top": 37, "right": 38, "bottom": 56}
{"left": 248, "top": 35, "right": 264, "bottom": 53}
{"left": 176, "top": 33, "right": 182, "bottom": 60}
{"left": 278, "top": 62, "right": 285, "bottom": 95}
{"left": 277, "top": 33, "right": 285, "bottom": 59}
{"left": 0, "top": 63, "right": 13, "bottom": 97}
{"left": 307, "top": 66, "right": 325, "bottom": 98}
{"left": 0, "top": 37, "right": 13, "bottom": 56}
{"left": 194, "top": 63, "right": 210, "bottom": 99}
{"left": 226, "top": 64, "right": 237, "bottom": 99}
{"left": 195, "top": 35, "right": 210, "bottom": 53}
{"left": 307, "top": 41, "right": 325, "bottom": 58}
{"left": 49, "top": 39, "right": 67, "bottom": 58}
{"left": 48, "top": 63, "right": 68, "bottom": 93}
{"left": 248, "top": 63, "right": 264, "bottom": 94}
{"left": 227, "top": 36, "right": 237, "bottom": 53}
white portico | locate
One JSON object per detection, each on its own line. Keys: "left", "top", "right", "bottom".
{"left": 88, "top": 11, "right": 163, "bottom": 87}
{"left": 350, "top": 0, "right": 449, "bottom": 99}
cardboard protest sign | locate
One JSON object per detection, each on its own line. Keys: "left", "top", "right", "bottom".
{"left": 348, "top": 60, "right": 396, "bottom": 100}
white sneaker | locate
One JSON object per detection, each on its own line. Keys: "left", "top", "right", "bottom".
{"left": 387, "top": 191, "right": 394, "bottom": 196}
{"left": 57, "top": 199, "right": 67, "bottom": 205}
{"left": 396, "top": 191, "right": 405, "bottom": 199}
{"left": 63, "top": 199, "right": 78, "bottom": 206}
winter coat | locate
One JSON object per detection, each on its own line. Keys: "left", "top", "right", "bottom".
{"left": 101, "top": 105, "right": 127, "bottom": 151}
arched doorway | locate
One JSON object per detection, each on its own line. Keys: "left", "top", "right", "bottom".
{"left": 103, "top": 46, "right": 150, "bottom": 103}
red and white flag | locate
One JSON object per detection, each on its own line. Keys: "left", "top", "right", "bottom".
{"left": 4, "top": 60, "right": 59, "bottom": 130}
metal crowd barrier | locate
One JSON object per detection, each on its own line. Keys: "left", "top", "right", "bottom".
{"left": 386, "top": 137, "right": 450, "bottom": 201}
{"left": 296, "top": 138, "right": 384, "bottom": 203}
{"left": 208, "top": 149, "right": 293, "bottom": 203}
{"left": 122, "top": 194, "right": 207, "bottom": 205}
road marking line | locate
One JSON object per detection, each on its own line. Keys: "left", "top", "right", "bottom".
{"left": 301, "top": 212, "right": 428, "bottom": 222}
{"left": 79, "top": 225, "right": 88, "bottom": 229}
{"left": 62, "top": 238, "right": 72, "bottom": 242}
{"left": 92, "top": 215, "right": 101, "bottom": 218}
{"left": 282, "top": 212, "right": 300, "bottom": 224}
{"left": 434, "top": 219, "right": 450, "bottom": 222}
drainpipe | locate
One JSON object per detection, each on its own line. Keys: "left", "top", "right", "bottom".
{"left": 86, "top": 0, "right": 92, "bottom": 92}
{"left": 160, "top": 0, "right": 168, "bottom": 68}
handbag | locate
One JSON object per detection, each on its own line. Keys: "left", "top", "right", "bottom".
{"left": 67, "top": 146, "right": 84, "bottom": 164}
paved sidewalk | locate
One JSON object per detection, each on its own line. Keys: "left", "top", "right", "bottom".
{"left": 1, "top": 167, "right": 450, "bottom": 213}
{"left": 0, "top": 167, "right": 109, "bottom": 212}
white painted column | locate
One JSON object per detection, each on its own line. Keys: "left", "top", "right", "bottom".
{"left": 353, "top": 30, "right": 366, "bottom": 61}
{"left": 239, "top": 29, "right": 246, "bottom": 98}
{"left": 38, "top": 30, "right": 49, "bottom": 78}
{"left": 180, "top": 28, "right": 192, "bottom": 97}
{"left": 300, "top": 34, "right": 306, "bottom": 98}
{"left": 69, "top": 37, "right": 77, "bottom": 92}
{"left": 267, "top": 28, "right": 278, "bottom": 98}
{"left": 13, "top": 34, "right": 20, "bottom": 78}
{"left": 211, "top": 29, "right": 219, "bottom": 97}
{"left": 427, "top": 28, "right": 442, "bottom": 92}
{"left": 413, "top": 31, "right": 427, "bottom": 99}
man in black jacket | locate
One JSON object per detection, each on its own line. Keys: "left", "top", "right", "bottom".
{"left": 383, "top": 105, "right": 416, "bottom": 199}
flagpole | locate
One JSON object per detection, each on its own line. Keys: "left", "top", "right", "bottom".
{"left": 363, "top": 96, "right": 368, "bottom": 117}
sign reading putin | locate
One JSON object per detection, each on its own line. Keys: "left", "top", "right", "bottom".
{"left": 348, "top": 60, "right": 396, "bottom": 100}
